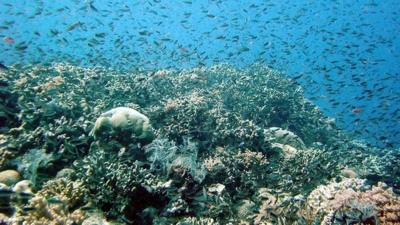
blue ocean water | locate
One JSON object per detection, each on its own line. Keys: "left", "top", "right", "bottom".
{"left": 1, "top": 0, "right": 399, "bottom": 148}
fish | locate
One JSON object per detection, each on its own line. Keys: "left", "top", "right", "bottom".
{"left": 18, "top": 192, "right": 34, "bottom": 199}
{"left": 22, "top": 206, "right": 36, "bottom": 212}
{"left": 47, "top": 197, "right": 65, "bottom": 205}
{"left": 67, "top": 22, "right": 84, "bottom": 32}
{"left": 352, "top": 108, "right": 363, "bottom": 113}
{"left": 3, "top": 36, "right": 14, "bottom": 44}
{"left": 0, "top": 62, "right": 8, "bottom": 70}
{"left": 88, "top": 0, "right": 98, "bottom": 12}
{"left": 0, "top": 188, "right": 14, "bottom": 197}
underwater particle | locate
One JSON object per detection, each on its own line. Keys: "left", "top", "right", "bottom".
{"left": 0, "top": 170, "right": 20, "bottom": 186}
{"left": 91, "top": 107, "right": 154, "bottom": 143}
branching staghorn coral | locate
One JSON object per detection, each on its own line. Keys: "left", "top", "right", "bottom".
{"left": 74, "top": 141, "right": 167, "bottom": 222}
{"left": 0, "top": 143, "right": 14, "bottom": 170}
{"left": 11, "top": 196, "right": 87, "bottom": 225}
{"left": 252, "top": 188, "right": 308, "bottom": 225}
{"left": 273, "top": 147, "right": 341, "bottom": 194}
{"left": 203, "top": 147, "right": 269, "bottom": 196}
{"left": 38, "top": 178, "right": 89, "bottom": 210}
{"left": 10, "top": 178, "right": 89, "bottom": 225}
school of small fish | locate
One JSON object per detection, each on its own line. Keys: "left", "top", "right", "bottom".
{"left": 0, "top": 0, "right": 399, "bottom": 148}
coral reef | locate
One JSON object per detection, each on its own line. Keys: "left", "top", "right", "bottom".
{"left": 203, "top": 147, "right": 269, "bottom": 196}
{"left": 10, "top": 195, "right": 87, "bottom": 225}
{"left": 0, "top": 64, "right": 399, "bottom": 224}
{"left": 0, "top": 177, "right": 90, "bottom": 225}
{"left": 74, "top": 141, "right": 166, "bottom": 222}
{"left": 306, "top": 178, "right": 400, "bottom": 224}
{"left": 264, "top": 127, "right": 306, "bottom": 149}
{"left": 0, "top": 145, "right": 14, "bottom": 171}
{"left": 0, "top": 75, "right": 20, "bottom": 133}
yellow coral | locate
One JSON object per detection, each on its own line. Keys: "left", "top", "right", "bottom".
{"left": 38, "top": 178, "right": 89, "bottom": 210}
{"left": 11, "top": 178, "right": 89, "bottom": 225}
{"left": 12, "top": 196, "right": 86, "bottom": 225}
{"left": 0, "top": 135, "right": 14, "bottom": 170}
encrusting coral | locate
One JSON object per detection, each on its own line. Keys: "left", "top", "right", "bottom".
{"left": 306, "top": 178, "right": 400, "bottom": 224}
{"left": 0, "top": 170, "right": 20, "bottom": 186}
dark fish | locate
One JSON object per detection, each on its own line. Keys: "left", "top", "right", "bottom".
{"left": 15, "top": 42, "right": 28, "bottom": 51}
{"left": 0, "top": 188, "right": 14, "bottom": 197}
{"left": 0, "top": 62, "right": 8, "bottom": 70}
{"left": 88, "top": 0, "right": 98, "bottom": 12}
{"left": 95, "top": 32, "right": 106, "bottom": 38}
{"left": 22, "top": 206, "right": 36, "bottom": 212}
{"left": 67, "top": 22, "right": 84, "bottom": 31}
{"left": 80, "top": 202, "right": 96, "bottom": 211}
{"left": 47, "top": 197, "right": 64, "bottom": 204}
{"left": 18, "top": 192, "right": 34, "bottom": 199}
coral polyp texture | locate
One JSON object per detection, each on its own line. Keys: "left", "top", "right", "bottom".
{"left": 306, "top": 178, "right": 400, "bottom": 224}
{"left": 0, "top": 63, "right": 398, "bottom": 224}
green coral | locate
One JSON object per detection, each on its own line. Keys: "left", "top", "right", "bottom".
{"left": 74, "top": 141, "right": 166, "bottom": 222}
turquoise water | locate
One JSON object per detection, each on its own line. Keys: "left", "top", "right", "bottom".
{"left": 1, "top": 0, "right": 399, "bottom": 148}
{"left": 1, "top": 1, "right": 400, "bottom": 224}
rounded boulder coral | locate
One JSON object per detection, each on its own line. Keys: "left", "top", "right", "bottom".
{"left": 91, "top": 107, "right": 154, "bottom": 144}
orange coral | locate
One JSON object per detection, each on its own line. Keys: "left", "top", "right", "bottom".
{"left": 363, "top": 183, "right": 400, "bottom": 224}
{"left": 39, "top": 75, "right": 65, "bottom": 93}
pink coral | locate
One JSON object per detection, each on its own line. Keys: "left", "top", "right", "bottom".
{"left": 307, "top": 179, "right": 400, "bottom": 224}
